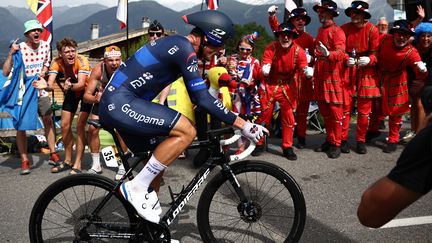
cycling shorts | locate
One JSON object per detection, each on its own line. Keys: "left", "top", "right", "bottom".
{"left": 62, "top": 89, "right": 92, "bottom": 113}
{"left": 99, "top": 87, "right": 181, "bottom": 153}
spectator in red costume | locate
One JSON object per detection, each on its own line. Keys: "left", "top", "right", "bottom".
{"left": 373, "top": 20, "right": 428, "bottom": 153}
{"left": 268, "top": 6, "right": 315, "bottom": 149}
{"left": 253, "top": 22, "right": 312, "bottom": 160}
{"left": 340, "top": 1, "right": 380, "bottom": 154}
{"left": 312, "top": 0, "right": 346, "bottom": 159}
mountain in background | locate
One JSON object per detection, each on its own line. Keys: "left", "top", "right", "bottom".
{"left": 0, "top": 7, "right": 24, "bottom": 49}
{"left": 0, "top": 0, "right": 394, "bottom": 61}
{"left": 7, "top": 4, "right": 107, "bottom": 30}
{"left": 52, "top": 0, "right": 393, "bottom": 43}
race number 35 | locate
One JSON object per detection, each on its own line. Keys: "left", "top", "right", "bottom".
{"left": 101, "top": 146, "right": 120, "bottom": 167}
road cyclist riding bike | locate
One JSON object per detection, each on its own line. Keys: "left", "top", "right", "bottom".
{"left": 98, "top": 10, "right": 268, "bottom": 224}
{"left": 29, "top": 10, "right": 307, "bottom": 242}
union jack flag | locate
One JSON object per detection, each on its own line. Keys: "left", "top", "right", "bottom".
{"left": 27, "top": 0, "right": 53, "bottom": 44}
{"left": 206, "top": 0, "right": 219, "bottom": 10}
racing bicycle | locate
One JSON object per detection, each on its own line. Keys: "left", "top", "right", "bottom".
{"left": 29, "top": 120, "right": 306, "bottom": 242}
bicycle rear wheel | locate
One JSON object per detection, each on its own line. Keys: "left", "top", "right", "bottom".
{"left": 29, "top": 174, "right": 139, "bottom": 242}
{"left": 197, "top": 160, "right": 306, "bottom": 243}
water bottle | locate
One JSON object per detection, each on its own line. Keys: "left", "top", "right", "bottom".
{"left": 350, "top": 48, "right": 356, "bottom": 58}
{"left": 305, "top": 48, "right": 311, "bottom": 64}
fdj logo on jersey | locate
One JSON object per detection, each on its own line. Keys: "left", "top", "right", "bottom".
{"left": 187, "top": 59, "right": 198, "bottom": 72}
{"left": 130, "top": 72, "right": 154, "bottom": 89}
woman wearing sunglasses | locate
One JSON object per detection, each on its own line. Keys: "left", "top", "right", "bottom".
{"left": 225, "top": 32, "right": 262, "bottom": 154}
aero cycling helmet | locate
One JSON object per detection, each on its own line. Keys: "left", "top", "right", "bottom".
{"left": 182, "top": 10, "right": 235, "bottom": 47}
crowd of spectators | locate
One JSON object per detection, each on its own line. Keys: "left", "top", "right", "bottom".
{"left": 1, "top": 0, "right": 432, "bottom": 179}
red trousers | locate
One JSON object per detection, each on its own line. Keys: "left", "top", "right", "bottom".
{"left": 318, "top": 102, "right": 343, "bottom": 146}
{"left": 387, "top": 115, "right": 403, "bottom": 143}
{"left": 341, "top": 97, "right": 373, "bottom": 142}
{"left": 368, "top": 98, "right": 386, "bottom": 132}
{"left": 296, "top": 100, "right": 310, "bottom": 138}
{"left": 256, "top": 86, "right": 295, "bottom": 149}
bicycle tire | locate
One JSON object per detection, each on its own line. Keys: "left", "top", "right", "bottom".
{"left": 197, "top": 160, "right": 306, "bottom": 243}
{"left": 29, "top": 174, "right": 139, "bottom": 242}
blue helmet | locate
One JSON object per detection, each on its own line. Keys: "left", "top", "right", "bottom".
{"left": 183, "top": 10, "right": 235, "bottom": 47}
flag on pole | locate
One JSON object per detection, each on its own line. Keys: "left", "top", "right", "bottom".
{"left": 206, "top": 0, "right": 219, "bottom": 10}
{"left": 283, "top": 0, "right": 301, "bottom": 22}
{"left": 26, "top": 0, "right": 53, "bottom": 44}
{"left": 117, "top": 0, "right": 127, "bottom": 29}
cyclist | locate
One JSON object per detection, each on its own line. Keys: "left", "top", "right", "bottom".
{"left": 99, "top": 10, "right": 268, "bottom": 224}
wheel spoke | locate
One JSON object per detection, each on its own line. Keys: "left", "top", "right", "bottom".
{"left": 197, "top": 161, "right": 306, "bottom": 243}
{"left": 30, "top": 175, "right": 137, "bottom": 242}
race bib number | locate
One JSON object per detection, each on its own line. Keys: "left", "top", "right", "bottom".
{"left": 101, "top": 146, "right": 120, "bottom": 167}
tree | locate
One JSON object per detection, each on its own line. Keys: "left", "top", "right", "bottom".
{"left": 120, "top": 35, "right": 149, "bottom": 59}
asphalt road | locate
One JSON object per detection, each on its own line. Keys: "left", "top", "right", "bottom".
{"left": 1, "top": 126, "right": 431, "bottom": 242}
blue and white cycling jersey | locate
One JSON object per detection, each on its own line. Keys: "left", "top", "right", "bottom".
{"left": 99, "top": 35, "right": 236, "bottom": 152}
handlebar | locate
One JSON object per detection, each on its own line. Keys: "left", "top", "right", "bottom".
{"left": 219, "top": 128, "right": 256, "bottom": 162}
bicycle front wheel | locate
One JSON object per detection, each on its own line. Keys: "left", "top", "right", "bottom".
{"left": 29, "top": 174, "right": 138, "bottom": 242}
{"left": 197, "top": 160, "right": 306, "bottom": 243}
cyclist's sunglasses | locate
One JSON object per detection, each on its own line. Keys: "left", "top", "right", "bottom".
{"left": 149, "top": 32, "right": 163, "bottom": 37}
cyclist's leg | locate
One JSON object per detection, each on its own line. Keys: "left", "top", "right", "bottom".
{"left": 131, "top": 115, "right": 195, "bottom": 191}
{"left": 100, "top": 93, "right": 196, "bottom": 222}
{"left": 357, "top": 176, "right": 421, "bottom": 228}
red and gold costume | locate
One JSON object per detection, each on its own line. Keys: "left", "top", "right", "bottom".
{"left": 269, "top": 15, "right": 315, "bottom": 139}
{"left": 314, "top": 23, "right": 346, "bottom": 147}
{"left": 341, "top": 21, "right": 380, "bottom": 143}
{"left": 375, "top": 34, "right": 427, "bottom": 143}
{"left": 256, "top": 41, "right": 308, "bottom": 149}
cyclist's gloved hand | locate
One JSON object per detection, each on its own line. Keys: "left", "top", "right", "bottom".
{"left": 241, "top": 121, "right": 268, "bottom": 143}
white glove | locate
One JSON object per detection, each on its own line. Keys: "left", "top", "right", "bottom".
{"left": 268, "top": 5, "right": 278, "bottom": 15}
{"left": 303, "top": 66, "right": 314, "bottom": 78}
{"left": 306, "top": 53, "right": 312, "bottom": 64}
{"left": 358, "top": 56, "right": 370, "bottom": 67}
{"left": 241, "top": 121, "right": 268, "bottom": 143}
{"left": 240, "top": 78, "right": 251, "bottom": 86}
{"left": 262, "top": 64, "right": 271, "bottom": 76}
{"left": 317, "top": 41, "right": 330, "bottom": 57}
{"left": 346, "top": 57, "right": 356, "bottom": 67}
{"left": 415, "top": 61, "right": 427, "bottom": 73}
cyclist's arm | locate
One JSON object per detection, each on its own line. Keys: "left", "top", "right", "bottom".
{"left": 170, "top": 38, "right": 238, "bottom": 126}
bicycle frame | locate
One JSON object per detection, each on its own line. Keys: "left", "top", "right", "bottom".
{"left": 86, "top": 121, "right": 252, "bottom": 238}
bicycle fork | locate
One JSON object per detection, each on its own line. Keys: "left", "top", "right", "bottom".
{"left": 220, "top": 163, "right": 260, "bottom": 223}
